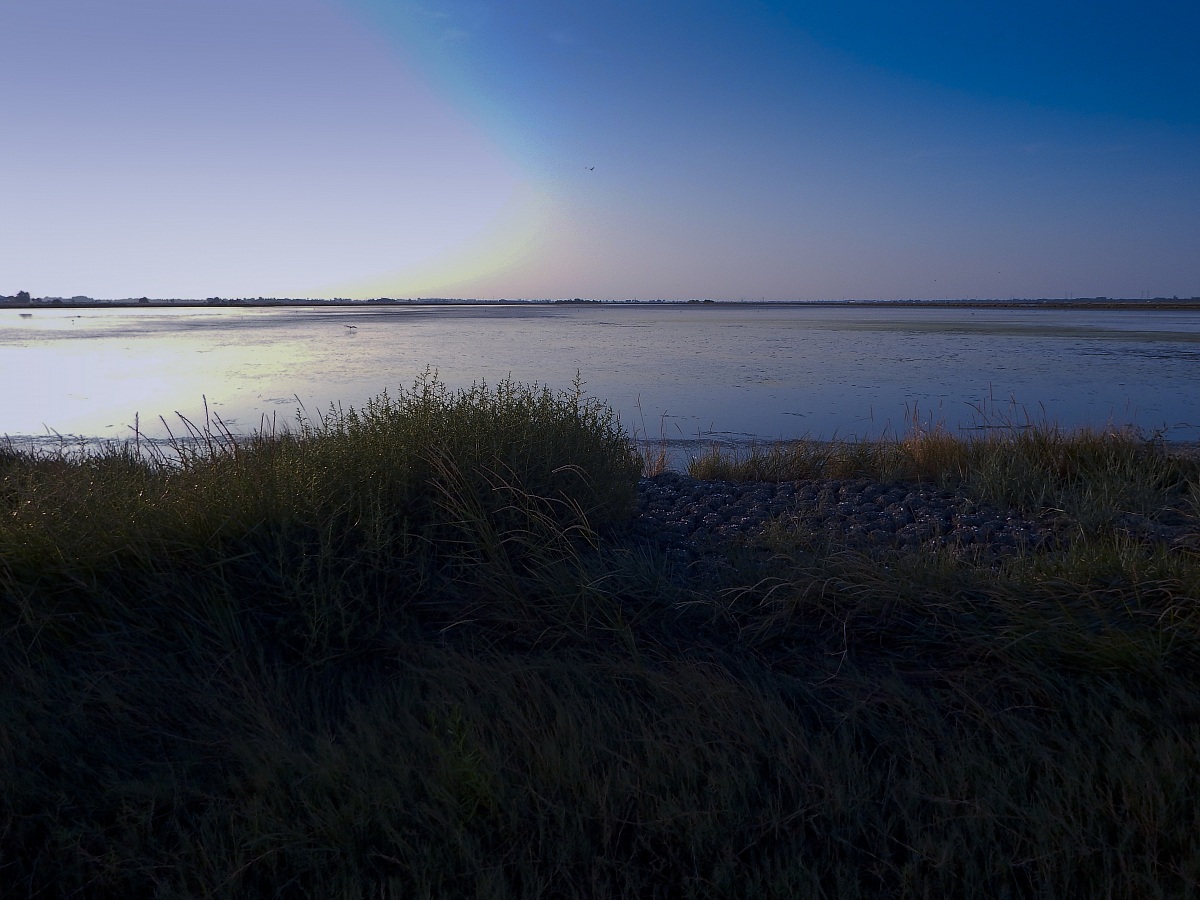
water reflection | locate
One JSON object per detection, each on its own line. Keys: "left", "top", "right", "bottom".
{"left": 3, "top": 305, "right": 1198, "bottom": 450}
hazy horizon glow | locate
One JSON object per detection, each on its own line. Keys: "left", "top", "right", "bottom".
{"left": 3, "top": 0, "right": 1198, "bottom": 300}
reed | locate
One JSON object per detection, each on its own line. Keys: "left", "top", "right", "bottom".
{"left": 2, "top": 387, "right": 1198, "bottom": 898}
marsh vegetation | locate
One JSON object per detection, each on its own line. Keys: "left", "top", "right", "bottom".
{"left": 2, "top": 375, "right": 1198, "bottom": 897}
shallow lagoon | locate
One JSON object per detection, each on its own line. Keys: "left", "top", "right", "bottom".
{"left": 3, "top": 303, "right": 1198, "bottom": 451}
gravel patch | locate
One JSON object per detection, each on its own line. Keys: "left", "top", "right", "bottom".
{"left": 626, "top": 471, "right": 1199, "bottom": 561}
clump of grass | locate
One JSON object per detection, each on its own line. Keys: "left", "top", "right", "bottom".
{"left": 0, "top": 372, "right": 641, "bottom": 657}
{"left": 2, "top": 370, "right": 638, "bottom": 563}
{"left": 958, "top": 422, "right": 1195, "bottom": 522}
{"left": 687, "top": 438, "right": 903, "bottom": 482}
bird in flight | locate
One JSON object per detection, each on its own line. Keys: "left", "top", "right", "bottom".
{"left": 585, "top": 166, "right": 594, "bottom": 171}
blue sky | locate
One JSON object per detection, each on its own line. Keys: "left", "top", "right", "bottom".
{"left": 2, "top": 0, "right": 1197, "bottom": 300}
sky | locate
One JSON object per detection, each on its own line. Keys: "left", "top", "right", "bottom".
{"left": 2, "top": 0, "right": 1198, "bottom": 301}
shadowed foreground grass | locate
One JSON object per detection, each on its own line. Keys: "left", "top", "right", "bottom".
{"left": 2, "top": 379, "right": 1199, "bottom": 898}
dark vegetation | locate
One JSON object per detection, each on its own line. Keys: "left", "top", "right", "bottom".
{"left": 2, "top": 375, "right": 1198, "bottom": 897}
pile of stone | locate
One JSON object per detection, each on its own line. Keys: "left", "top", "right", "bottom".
{"left": 628, "top": 471, "right": 1197, "bottom": 561}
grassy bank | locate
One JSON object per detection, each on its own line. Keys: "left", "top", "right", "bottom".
{"left": 3, "top": 379, "right": 1198, "bottom": 898}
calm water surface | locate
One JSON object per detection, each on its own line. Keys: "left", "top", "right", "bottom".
{"left": 3, "top": 304, "right": 1198, "bottom": 451}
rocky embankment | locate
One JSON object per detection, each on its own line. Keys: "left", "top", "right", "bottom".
{"left": 629, "top": 471, "right": 1199, "bottom": 561}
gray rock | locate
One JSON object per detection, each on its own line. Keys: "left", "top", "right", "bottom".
{"left": 625, "top": 471, "right": 1196, "bottom": 561}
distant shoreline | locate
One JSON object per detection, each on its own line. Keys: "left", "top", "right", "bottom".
{"left": 4, "top": 297, "right": 1200, "bottom": 312}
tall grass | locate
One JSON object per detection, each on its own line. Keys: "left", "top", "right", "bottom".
{"left": 3, "top": 385, "right": 1199, "bottom": 897}
{"left": 2, "top": 371, "right": 637, "bottom": 569}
